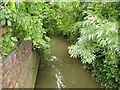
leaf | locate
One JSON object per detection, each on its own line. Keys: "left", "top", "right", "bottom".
{"left": 108, "top": 40, "right": 111, "bottom": 44}
{"left": 97, "top": 32, "right": 102, "bottom": 39}
{"left": 7, "top": 20, "right": 12, "bottom": 26}
{"left": 88, "top": 34, "right": 91, "bottom": 40}
{"left": 8, "top": 27, "right": 12, "bottom": 32}
{"left": 3, "top": 27, "right": 7, "bottom": 34}
{"left": 5, "top": 35, "right": 10, "bottom": 42}
{"left": 1, "top": 19, "right": 6, "bottom": 25}
{"left": 24, "top": 37, "right": 31, "bottom": 41}
{"left": 10, "top": 2, "right": 15, "bottom": 10}
{"left": 106, "top": 29, "right": 109, "bottom": 35}
{"left": 45, "top": 36, "right": 50, "bottom": 42}
{"left": 11, "top": 41, "right": 15, "bottom": 47}
{"left": 11, "top": 37, "right": 18, "bottom": 42}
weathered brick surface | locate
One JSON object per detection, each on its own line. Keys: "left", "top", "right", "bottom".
{"left": 0, "top": 33, "right": 32, "bottom": 89}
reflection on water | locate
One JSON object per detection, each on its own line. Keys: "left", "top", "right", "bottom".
{"left": 35, "top": 36, "right": 99, "bottom": 88}
{"left": 48, "top": 55, "right": 65, "bottom": 88}
{"left": 55, "top": 69, "right": 65, "bottom": 88}
{"left": 49, "top": 56, "right": 58, "bottom": 62}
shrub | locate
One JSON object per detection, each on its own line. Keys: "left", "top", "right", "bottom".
{"left": 68, "top": 10, "right": 119, "bottom": 88}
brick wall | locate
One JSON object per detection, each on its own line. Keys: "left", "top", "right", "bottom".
{"left": 0, "top": 22, "right": 40, "bottom": 89}
{"left": 0, "top": 40, "right": 33, "bottom": 88}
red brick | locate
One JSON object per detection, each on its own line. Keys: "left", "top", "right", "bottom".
{"left": 2, "top": 69, "right": 8, "bottom": 78}
{"left": 0, "top": 63, "right": 5, "bottom": 69}
{"left": 1, "top": 40, "right": 32, "bottom": 89}
{"left": 0, "top": 29, "right": 2, "bottom": 34}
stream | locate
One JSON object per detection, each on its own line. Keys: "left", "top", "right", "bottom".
{"left": 35, "top": 36, "right": 99, "bottom": 88}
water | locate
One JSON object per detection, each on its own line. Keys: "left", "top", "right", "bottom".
{"left": 35, "top": 36, "right": 99, "bottom": 88}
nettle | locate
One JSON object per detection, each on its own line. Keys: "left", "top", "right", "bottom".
{"left": 68, "top": 10, "right": 119, "bottom": 87}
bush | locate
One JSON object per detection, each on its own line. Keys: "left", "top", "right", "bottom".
{"left": 68, "top": 10, "right": 119, "bottom": 88}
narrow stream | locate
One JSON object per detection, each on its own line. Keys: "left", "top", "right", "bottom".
{"left": 35, "top": 36, "right": 99, "bottom": 88}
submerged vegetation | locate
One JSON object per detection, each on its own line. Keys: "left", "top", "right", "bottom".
{"left": 0, "top": 1, "right": 120, "bottom": 88}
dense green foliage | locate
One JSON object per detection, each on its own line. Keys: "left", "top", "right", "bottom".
{"left": 68, "top": 10, "right": 119, "bottom": 88}
{"left": 59, "top": 2, "right": 120, "bottom": 88}
{"left": 0, "top": 2, "right": 58, "bottom": 56}
{"left": 1, "top": 1, "right": 120, "bottom": 88}
{"left": 59, "top": 2, "right": 88, "bottom": 44}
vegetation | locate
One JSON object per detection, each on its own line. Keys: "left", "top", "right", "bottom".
{"left": 59, "top": 2, "right": 120, "bottom": 88}
{"left": 0, "top": 2, "right": 56, "bottom": 56}
{"left": 0, "top": 1, "right": 119, "bottom": 88}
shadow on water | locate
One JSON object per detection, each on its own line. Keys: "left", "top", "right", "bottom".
{"left": 35, "top": 35, "right": 99, "bottom": 88}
